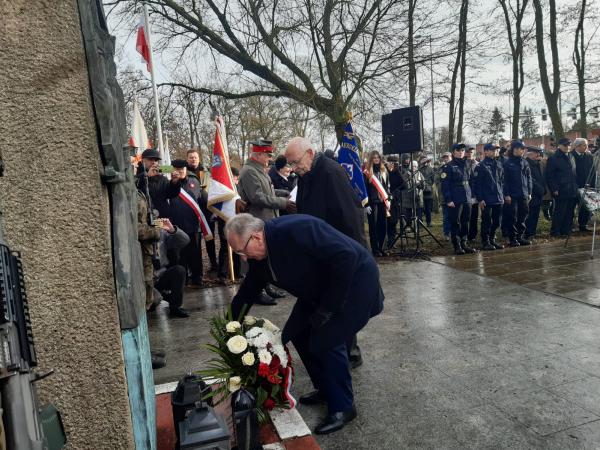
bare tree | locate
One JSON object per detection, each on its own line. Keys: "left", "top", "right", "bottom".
{"left": 532, "top": 0, "right": 564, "bottom": 137}
{"left": 448, "top": 0, "right": 469, "bottom": 146}
{"left": 498, "top": 0, "right": 532, "bottom": 139}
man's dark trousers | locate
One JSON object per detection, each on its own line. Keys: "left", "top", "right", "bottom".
{"left": 292, "top": 328, "right": 353, "bottom": 413}
{"left": 525, "top": 195, "right": 543, "bottom": 237}
{"left": 448, "top": 202, "right": 471, "bottom": 238}
{"left": 480, "top": 204, "right": 502, "bottom": 242}
{"left": 551, "top": 198, "right": 577, "bottom": 235}
{"left": 468, "top": 203, "right": 479, "bottom": 241}
{"left": 181, "top": 233, "right": 203, "bottom": 283}
{"left": 155, "top": 265, "right": 186, "bottom": 309}
{"left": 578, "top": 204, "right": 591, "bottom": 230}
{"left": 505, "top": 198, "right": 529, "bottom": 239}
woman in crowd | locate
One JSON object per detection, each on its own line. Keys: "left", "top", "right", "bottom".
{"left": 364, "top": 150, "right": 390, "bottom": 256}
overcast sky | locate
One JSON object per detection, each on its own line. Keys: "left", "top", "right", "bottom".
{"left": 106, "top": 0, "right": 600, "bottom": 151}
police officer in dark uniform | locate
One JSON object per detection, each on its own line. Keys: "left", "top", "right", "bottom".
{"left": 473, "top": 143, "right": 504, "bottom": 251}
{"left": 524, "top": 146, "right": 547, "bottom": 239}
{"left": 546, "top": 137, "right": 579, "bottom": 236}
{"left": 503, "top": 140, "right": 533, "bottom": 247}
{"left": 441, "top": 143, "right": 476, "bottom": 255}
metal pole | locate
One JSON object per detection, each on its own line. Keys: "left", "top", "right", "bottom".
{"left": 429, "top": 36, "right": 436, "bottom": 160}
{"left": 143, "top": 4, "right": 167, "bottom": 164}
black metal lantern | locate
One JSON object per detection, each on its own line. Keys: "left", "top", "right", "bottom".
{"left": 231, "top": 388, "right": 260, "bottom": 450}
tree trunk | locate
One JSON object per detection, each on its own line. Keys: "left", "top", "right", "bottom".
{"left": 456, "top": 29, "right": 467, "bottom": 142}
{"left": 448, "top": 0, "right": 469, "bottom": 147}
{"left": 533, "top": 0, "right": 564, "bottom": 138}
{"left": 574, "top": 0, "right": 587, "bottom": 138}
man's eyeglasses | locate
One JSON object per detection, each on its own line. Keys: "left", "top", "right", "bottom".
{"left": 288, "top": 150, "right": 309, "bottom": 167}
{"left": 235, "top": 235, "right": 254, "bottom": 256}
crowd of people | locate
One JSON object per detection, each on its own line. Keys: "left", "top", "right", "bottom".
{"left": 133, "top": 134, "right": 599, "bottom": 369}
{"left": 360, "top": 137, "right": 600, "bottom": 256}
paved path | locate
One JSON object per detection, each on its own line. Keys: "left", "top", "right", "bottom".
{"left": 149, "top": 251, "right": 600, "bottom": 449}
{"left": 432, "top": 235, "right": 600, "bottom": 307}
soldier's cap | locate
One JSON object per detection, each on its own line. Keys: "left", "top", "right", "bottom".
{"left": 250, "top": 139, "right": 274, "bottom": 153}
{"left": 510, "top": 140, "right": 525, "bottom": 149}
{"left": 452, "top": 143, "right": 466, "bottom": 151}
{"left": 141, "top": 148, "right": 161, "bottom": 160}
{"left": 483, "top": 143, "right": 500, "bottom": 151}
{"left": 558, "top": 137, "right": 571, "bottom": 146}
{"left": 526, "top": 146, "right": 544, "bottom": 154}
{"left": 171, "top": 159, "right": 187, "bottom": 168}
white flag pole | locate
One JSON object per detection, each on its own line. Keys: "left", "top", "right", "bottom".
{"left": 143, "top": 4, "right": 167, "bottom": 164}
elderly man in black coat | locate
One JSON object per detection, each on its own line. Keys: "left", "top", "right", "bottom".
{"left": 227, "top": 214, "right": 384, "bottom": 435}
{"left": 284, "top": 137, "right": 367, "bottom": 369}
{"left": 546, "top": 138, "right": 579, "bottom": 236}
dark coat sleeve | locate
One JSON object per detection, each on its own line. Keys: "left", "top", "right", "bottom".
{"left": 545, "top": 156, "right": 558, "bottom": 194}
{"left": 230, "top": 260, "right": 268, "bottom": 319}
{"left": 164, "top": 177, "right": 182, "bottom": 199}
{"left": 326, "top": 166, "right": 367, "bottom": 246}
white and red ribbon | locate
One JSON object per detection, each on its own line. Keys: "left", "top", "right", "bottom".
{"left": 282, "top": 365, "right": 296, "bottom": 409}
{"left": 178, "top": 189, "right": 213, "bottom": 241}
{"left": 364, "top": 171, "right": 391, "bottom": 211}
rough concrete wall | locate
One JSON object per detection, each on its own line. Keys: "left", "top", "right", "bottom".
{"left": 0, "top": 1, "right": 134, "bottom": 449}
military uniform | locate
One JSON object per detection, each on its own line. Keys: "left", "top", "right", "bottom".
{"left": 136, "top": 190, "right": 161, "bottom": 308}
{"left": 473, "top": 155, "right": 504, "bottom": 250}
{"left": 441, "top": 156, "right": 474, "bottom": 253}
{"left": 503, "top": 151, "right": 532, "bottom": 245}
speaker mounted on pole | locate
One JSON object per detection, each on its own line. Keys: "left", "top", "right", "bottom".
{"left": 382, "top": 106, "right": 424, "bottom": 155}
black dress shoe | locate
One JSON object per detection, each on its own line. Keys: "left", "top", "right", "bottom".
{"left": 509, "top": 239, "right": 520, "bottom": 247}
{"left": 490, "top": 240, "right": 504, "bottom": 250}
{"left": 349, "top": 356, "right": 363, "bottom": 369}
{"left": 151, "top": 354, "right": 166, "bottom": 369}
{"left": 299, "top": 390, "right": 326, "bottom": 405}
{"left": 314, "top": 407, "right": 357, "bottom": 435}
{"left": 580, "top": 227, "right": 591, "bottom": 232}
{"left": 169, "top": 307, "right": 190, "bottom": 318}
{"left": 265, "top": 285, "right": 286, "bottom": 299}
{"left": 255, "top": 292, "right": 277, "bottom": 306}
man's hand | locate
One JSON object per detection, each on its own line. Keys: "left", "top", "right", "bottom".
{"left": 447, "top": 201, "right": 455, "bottom": 208}
{"left": 365, "top": 206, "right": 373, "bottom": 215}
{"left": 479, "top": 200, "right": 486, "bottom": 211}
{"left": 286, "top": 200, "right": 297, "bottom": 214}
{"left": 235, "top": 199, "right": 248, "bottom": 214}
{"left": 504, "top": 196, "right": 512, "bottom": 205}
{"left": 161, "top": 218, "right": 175, "bottom": 233}
{"left": 528, "top": 194, "right": 532, "bottom": 202}
{"left": 309, "top": 307, "right": 334, "bottom": 330}
{"left": 553, "top": 191, "right": 559, "bottom": 197}
{"left": 170, "top": 170, "right": 181, "bottom": 183}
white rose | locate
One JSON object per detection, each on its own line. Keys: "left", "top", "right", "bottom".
{"left": 243, "top": 315, "right": 257, "bottom": 326}
{"left": 226, "top": 321, "right": 242, "bottom": 333}
{"left": 226, "top": 335, "right": 248, "bottom": 354}
{"left": 258, "top": 349, "right": 272, "bottom": 365}
{"left": 262, "top": 319, "right": 280, "bottom": 332}
{"left": 229, "top": 376, "right": 242, "bottom": 393}
{"left": 241, "top": 351, "right": 255, "bottom": 366}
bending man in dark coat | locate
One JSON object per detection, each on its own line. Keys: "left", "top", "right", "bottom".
{"left": 285, "top": 136, "right": 367, "bottom": 369}
{"left": 227, "top": 214, "right": 384, "bottom": 435}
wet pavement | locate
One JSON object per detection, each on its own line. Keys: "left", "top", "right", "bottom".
{"left": 148, "top": 244, "right": 600, "bottom": 449}
{"left": 433, "top": 235, "right": 600, "bottom": 307}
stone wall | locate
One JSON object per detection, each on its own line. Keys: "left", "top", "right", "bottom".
{"left": 0, "top": 0, "right": 134, "bottom": 448}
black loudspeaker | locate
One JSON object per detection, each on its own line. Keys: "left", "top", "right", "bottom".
{"left": 382, "top": 106, "right": 424, "bottom": 154}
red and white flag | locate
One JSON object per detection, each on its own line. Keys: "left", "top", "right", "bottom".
{"left": 178, "top": 189, "right": 213, "bottom": 241}
{"left": 136, "top": 15, "right": 152, "bottom": 72}
{"left": 128, "top": 100, "right": 149, "bottom": 155}
{"left": 364, "top": 170, "right": 391, "bottom": 212}
{"left": 207, "top": 117, "right": 240, "bottom": 221}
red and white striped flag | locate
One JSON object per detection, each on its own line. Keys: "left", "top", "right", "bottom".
{"left": 136, "top": 15, "right": 152, "bottom": 72}
{"left": 178, "top": 189, "right": 213, "bottom": 241}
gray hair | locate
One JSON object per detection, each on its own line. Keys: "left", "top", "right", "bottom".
{"left": 572, "top": 138, "right": 588, "bottom": 149}
{"left": 224, "top": 213, "right": 265, "bottom": 240}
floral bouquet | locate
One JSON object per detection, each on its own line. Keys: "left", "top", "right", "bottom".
{"left": 199, "top": 310, "right": 296, "bottom": 421}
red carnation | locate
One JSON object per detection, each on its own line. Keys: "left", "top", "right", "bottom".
{"left": 267, "top": 372, "right": 282, "bottom": 385}
{"left": 263, "top": 398, "right": 276, "bottom": 411}
{"left": 269, "top": 355, "right": 280, "bottom": 369}
{"left": 258, "top": 363, "right": 270, "bottom": 377}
